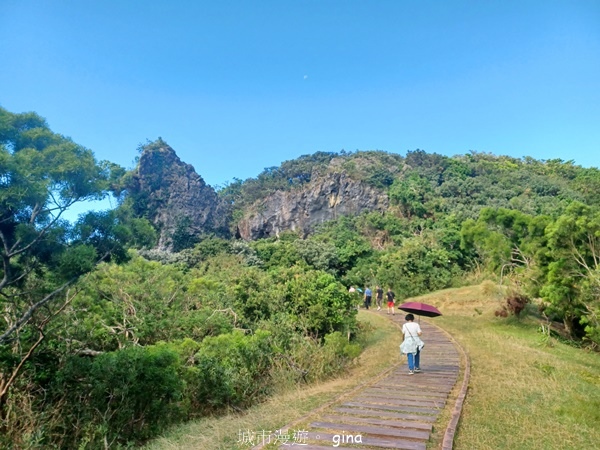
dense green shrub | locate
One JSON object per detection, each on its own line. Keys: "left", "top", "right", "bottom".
{"left": 191, "top": 330, "right": 273, "bottom": 409}
{"left": 280, "top": 268, "right": 357, "bottom": 338}
{"left": 51, "top": 345, "right": 184, "bottom": 447}
{"left": 322, "top": 331, "right": 361, "bottom": 371}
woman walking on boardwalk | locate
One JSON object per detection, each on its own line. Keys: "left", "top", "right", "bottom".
{"left": 400, "top": 314, "right": 424, "bottom": 375}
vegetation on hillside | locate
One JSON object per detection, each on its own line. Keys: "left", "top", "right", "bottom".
{"left": 217, "top": 147, "right": 600, "bottom": 345}
{"left": 2, "top": 106, "right": 599, "bottom": 448}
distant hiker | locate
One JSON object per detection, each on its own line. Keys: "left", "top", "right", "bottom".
{"left": 375, "top": 285, "right": 384, "bottom": 311}
{"left": 400, "top": 313, "right": 424, "bottom": 375}
{"left": 386, "top": 288, "right": 395, "bottom": 315}
{"left": 363, "top": 286, "right": 372, "bottom": 310}
{"left": 349, "top": 286, "right": 359, "bottom": 310}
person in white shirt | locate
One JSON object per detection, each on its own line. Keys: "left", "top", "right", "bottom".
{"left": 400, "top": 314, "right": 424, "bottom": 375}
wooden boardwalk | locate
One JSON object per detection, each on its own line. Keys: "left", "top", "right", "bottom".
{"left": 252, "top": 311, "right": 468, "bottom": 450}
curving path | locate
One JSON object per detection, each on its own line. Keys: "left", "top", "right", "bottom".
{"left": 252, "top": 311, "right": 468, "bottom": 450}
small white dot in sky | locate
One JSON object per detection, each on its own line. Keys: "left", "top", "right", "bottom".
{"left": 303, "top": 75, "right": 308, "bottom": 80}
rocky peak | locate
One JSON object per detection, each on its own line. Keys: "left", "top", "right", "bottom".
{"left": 131, "top": 140, "right": 229, "bottom": 250}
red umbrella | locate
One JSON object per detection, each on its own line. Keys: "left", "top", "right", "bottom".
{"left": 398, "top": 302, "right": 442, "bottom": 318}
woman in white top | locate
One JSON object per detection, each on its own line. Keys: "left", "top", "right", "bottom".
{"left": 400, "top": 314, "right": 424, "bottom": 375}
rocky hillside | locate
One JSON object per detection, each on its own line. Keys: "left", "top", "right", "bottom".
{"left": 124, "top": 141, "right": 600, "bottom": 251}
{"left": 237, "top": 171, "right": 388, "bottom": 240}
{"left": 126, "top": 140, "right": 230, "bottom": 250}
{"left": 126, "top": 143, "right": 394, "bottom": 247}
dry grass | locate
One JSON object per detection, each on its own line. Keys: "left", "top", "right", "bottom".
{"left": 410, "top": 283, "right": 600, "bottom": 450}
{"left": 142, "top": 311, "right": 400, "bottom": 450}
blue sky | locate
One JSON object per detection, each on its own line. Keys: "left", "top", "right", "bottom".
{"left": 1, "top": 0, "right": 599, "bottom": 195}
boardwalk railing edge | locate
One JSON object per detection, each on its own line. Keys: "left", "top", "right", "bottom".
{"left": 431, "top": 321, "right": 471, "bottom": 450}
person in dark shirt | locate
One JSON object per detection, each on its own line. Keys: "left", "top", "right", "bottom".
{"left": 375, "top": 285, "right": 384, "bottom": 311}
{"left": 386, "top": 288, "right": 396, "bottom": 315}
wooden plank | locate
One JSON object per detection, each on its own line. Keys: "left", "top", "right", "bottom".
{"left": 378, "top": 375, "right": 454, "bottom": 380}
{"left": 320, "top": 414, "right": 433, "bottom": 431}
{"left": 364, "top": 388, "right": 449, "bottom": 399}
{"left": 342, "top": 401, "right": 440, "bottom": 415}
{"left": 375, "top": 380, "right": 455, "bottom": 387}
{"left": 406, "top": 372, "right": 459, "bottom": 377}
{"left": 366, "top": 395, "right": 446, "bottom": 403}
{"left": 386, "top": 374, "right": 458, "bottom": 380}
{"left": 304, "top": 431, "right": 427, "bottom": 450}
{"left": 383, "top": 381, "right": 455, "bottom": 387}
{"left": 384, "top": 373, "right": 457, "bottom": 379}
{"left": 354, "top": 395, "right": 446, "bottom": 408}
{"left": 376, "top": 383, "right": 454, "bottom": 393}
{"left": 310, "top": 421, "right": 430, "bottom": 440}
{"left": 333, "top": 407, "right": 437, "bottom": 422}
{"left": 385, "top": 371, "right": 457, "bottom": 376}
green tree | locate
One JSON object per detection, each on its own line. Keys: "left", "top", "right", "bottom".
{"left": 377, "top": 235, "right": 456, "bottom": 298}
{"left": 541, "top": 202, "right": 600, "bottom": 341}
{"left": 460, "top": 208, "right": 550, "bottom": 275}
{"left": 389, "top": 173, "right": 434, "bottom": 218}
{"left": 314, "top": 216, "right": 372, "bottom": 275}
{"left": 0, "top": 107, "right": 121, "bottom": 415}
{"left": 281, "top": 267, "right": 356, "bottom": 338}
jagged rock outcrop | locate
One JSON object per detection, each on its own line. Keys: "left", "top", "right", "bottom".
{"left": 130, "top": 141, "right": 229, "bottom": 250}
{"left": 237, "top": 172, "right": 389, "bottom": 240}
{"left": 128, "top": 143, "right": 391, "bottom": 247}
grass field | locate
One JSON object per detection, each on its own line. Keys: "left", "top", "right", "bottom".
{"left": 417, "top": 284, "right": 600, "bottom": 450}
{"left": 143, "top": 284, "right": 600, "bottom": 450}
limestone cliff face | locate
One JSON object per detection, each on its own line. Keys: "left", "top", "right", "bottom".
{"left": 237, "top": 172, "right": 389, "bottom": 240}
{"left": 131, "top": 142, "right": 229, "bottom": 249}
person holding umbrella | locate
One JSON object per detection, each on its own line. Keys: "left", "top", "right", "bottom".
{"left": 400, "top": 313, "right": 424, "bottom": 375}
{"left": 397, "top": 302, "right": 443, "bottom": 321}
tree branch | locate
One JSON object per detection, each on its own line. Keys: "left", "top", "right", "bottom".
{"left": 75, "top": 348, "right": 103, "bottom": 357}
{"left": 0, "top": 331, "right": 45, "bottom": 404}
{"left": 0, "top": 248, "right": 112, "bottom": 345}
{"left": 8, "top": 211, "right": 64, "bottom": 258}
{"left": 0, "top": 288, "right": 75, "bottom": 410}
{"left": 0, "top": 278, "right": 79, "bottom": 345}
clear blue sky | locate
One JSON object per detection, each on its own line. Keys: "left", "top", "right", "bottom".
{"left": 1, "top": 0, "right": 599, "bottom": 192}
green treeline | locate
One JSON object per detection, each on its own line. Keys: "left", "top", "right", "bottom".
{"left": 0, "top": 108, "right": 359, "bottom": 448}
{"left": 1, "top": 106, "right": 600, "bottom": 448}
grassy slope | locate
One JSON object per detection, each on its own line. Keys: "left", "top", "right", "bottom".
{"left": 415, "top": 284, "right": 600, "bottom": 450}
{"left": 144, "top": 285, "right": 600, "bottom": 450}
{"left": 142, "top": 311, "right": 400, "bottom": 450}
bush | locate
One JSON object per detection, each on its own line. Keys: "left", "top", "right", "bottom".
{"left": 52, "top": 345, "right": 184, "bottom": 447}
{"left": 495, "top": 292, "right": 529, "bottom": 317}
{"left": 324, "top": 331, "right": 361, "bottom": 364}
{"left": 191, "top": 330, "right": 273, "bottom": 409}
{"left": 268, "top": 330, "right": 362, "bottom": 387}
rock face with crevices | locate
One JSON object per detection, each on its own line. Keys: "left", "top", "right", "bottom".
{"left": 128, "top": 143, "right": 391, "bottom": 248}
{"left": 129, "top": 141, "right": 230, "bottom": 250}
{"left": 236, "top": 172, "right": 389, "bottom": 240}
